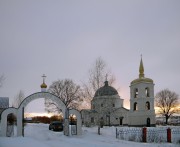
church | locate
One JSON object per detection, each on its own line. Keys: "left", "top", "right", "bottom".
{"left": 81, "top": 58, "right": 156, "bottom": 127}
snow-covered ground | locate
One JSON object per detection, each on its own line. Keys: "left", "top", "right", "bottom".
{"left": 0, "top": 123, "right": 179, "bottom": 147}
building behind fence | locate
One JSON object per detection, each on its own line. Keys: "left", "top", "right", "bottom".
{"left": 82, "top": 58, "right": 156, "bottom": 127}
{"left": 116, "top": 127, "right": 180, "bottom": 144}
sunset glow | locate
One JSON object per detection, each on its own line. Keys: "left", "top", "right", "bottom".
{"left": 24, "top": 113, "right": 54, "bottom": 118}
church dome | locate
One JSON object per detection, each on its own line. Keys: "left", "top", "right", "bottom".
{"left": 40, "top": 74, "right": 47, "bottom": 89}
{"left": 41, "top": 82, "right": 47, "bottom": 88}
{"left": 94, "top": 81, "right": 118, "bottom": 97}
{"left": 131, "top": 77, "right": 153, "bottom": 85}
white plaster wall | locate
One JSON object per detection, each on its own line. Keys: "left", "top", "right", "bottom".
{"left": 129, "top": 82, "right": 156, "bottom": 126}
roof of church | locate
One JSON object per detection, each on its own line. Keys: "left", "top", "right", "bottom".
{"left": 114, "top": 107, "right": 129, "bottom": 111}
{"left": 0, "top": 97, "right": 9, "bottom": 109}
{"left": 94, "top": 81, "right": 118, "bottom": 97}
{"left": 131, "top": 57, "right": 153, "bottom": 85}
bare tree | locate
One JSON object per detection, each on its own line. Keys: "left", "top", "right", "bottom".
{"left": 12, "top": 90, "right": 25, "bottom": 108}
{"left": 155, "top": 89, "right": 180, "bottom": 124}
{"left": 82, "top": 57, "right": 116, "bottom": 108}
{"left": 45, "top": 79, "right": 82, "bottom": 113}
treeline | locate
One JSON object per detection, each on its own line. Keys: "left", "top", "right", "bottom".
{"left": 25, "top": 115, "right": 63, "bottom": 124}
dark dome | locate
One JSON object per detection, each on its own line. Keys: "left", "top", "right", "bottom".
{"left": 94, "top": 81, "right": 118, "bottom": 97}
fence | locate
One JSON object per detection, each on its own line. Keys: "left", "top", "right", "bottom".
{"left": 116, "top": 127, "right": 180, "bottom": 144}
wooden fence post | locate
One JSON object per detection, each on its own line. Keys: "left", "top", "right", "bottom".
{"left": 142, "top": 127, "right": 147, "bottom": 142}
{"left": 98, "top": 126, "right": 100, "bottom": 135}
{"left": 116, "top": 128, "right": 118, "bottom": 138}
{"left": 167, "top": 128, "right": 171, "bottom": 143}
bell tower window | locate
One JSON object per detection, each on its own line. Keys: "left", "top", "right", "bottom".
{"left": 134, "top": 88, "right": 138, "bottom": 98}
{"left": 145, "top": 87, "right": 150, "bottom": 97}
{"left": 134, "top": 102, "right": 137, "bottom": 111}
{"left": 146, "top": 101, "right": 150, "bottom": 110}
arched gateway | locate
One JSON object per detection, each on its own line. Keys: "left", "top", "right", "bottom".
{"left": 1, "top": 92, "right": 82, "bottom": 137}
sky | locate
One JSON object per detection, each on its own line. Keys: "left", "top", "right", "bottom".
{"left": 0, "top": 0, "right": 180, "bottom": 114}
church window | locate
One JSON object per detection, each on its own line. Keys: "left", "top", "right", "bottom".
{"left": 91, "top": 117, "right": 94, "bottom": 123}
{"left": 113, "top": 104, "right": 115, "bottom": 107}
{"left": 134, "top": 102, "right": 137, "bottom": 111}
{"left": 147, "top": 118, "right": 150, "bottom": 127}
{"left": 134, "top": 88, "right": 138, "bottom": 98}
{"left": 145, "top": 87, "right": 150, "bottom": 97}
{"left": 101, "top": 104, "right": 103, "bottom": 107}
{"left": 146, "top": 101, "right": 150, "bottom": 110}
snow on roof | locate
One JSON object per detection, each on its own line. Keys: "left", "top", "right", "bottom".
{"left": 0, "top": 97, "right": 9, "bottom": 108}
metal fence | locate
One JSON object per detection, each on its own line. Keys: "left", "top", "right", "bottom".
{"left": 116, "top": 127, "right": 180, "bottom": 144}
{"left": 116, "top": 127, "right": 142, "bottom": 142}
{"left": 172, "top": 128, "right": 180, "bottom": 144}
{"left": 147, "top": 128, "right": 167, "bottom": 143}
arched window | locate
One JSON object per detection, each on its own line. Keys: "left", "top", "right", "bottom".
{"left": 147, "top": 118, "right": 150, "bottom": 127}
{"left": 134, "top": 102, "right": 137, "bottom": 111}
{"left": 134, "top": 88, "right": 138, "bottom": 98}
{"left": 145, "top": 101, "right": 150, "bottom": 110}
{"left": 145, "top": 87, "right": 150, "bottom": 97}
{"left": 91, "top": 117, "right": 94, "bottom": 123}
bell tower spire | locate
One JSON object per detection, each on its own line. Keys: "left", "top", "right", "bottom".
{"left": 139, "top": 55, "right": 144, "bottom": 78}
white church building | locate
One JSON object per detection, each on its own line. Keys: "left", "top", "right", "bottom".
{"left": 81, "top": 58, "right": 156, "bottom": 127}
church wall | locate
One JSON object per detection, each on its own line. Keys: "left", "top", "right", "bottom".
{"left": 130, "top": 83, "right": 155, "bottom": 109}
{"left": 92, "top": 95, "right": 123, "bottom": 113}
{"left": 110, "top": 108, "right": 129, "bottom": 126}
{"left": 128, "top": 111, "right": 156, "bottom": 127}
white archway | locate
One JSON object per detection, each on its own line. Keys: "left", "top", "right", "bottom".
{"left": 1, "top": 92, "right": 67, "bottom": 137}
{"left": 1, "top": 92, "right": 82, "bottom": 137}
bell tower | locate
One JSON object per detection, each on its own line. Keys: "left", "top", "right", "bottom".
{"left": 129, "top": 57, "right": 156, "bottom": 127}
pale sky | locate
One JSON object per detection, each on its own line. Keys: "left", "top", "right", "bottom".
{"left": 0, "top": 0, "right": 180, "bottom": 114}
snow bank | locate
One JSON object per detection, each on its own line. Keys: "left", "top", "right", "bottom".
{"left": 0, "top": 124, "right": 179, "bottom": 147}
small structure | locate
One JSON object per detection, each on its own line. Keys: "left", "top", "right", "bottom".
{"left": 0, "top": 97, "right": 9, "bottom": 117}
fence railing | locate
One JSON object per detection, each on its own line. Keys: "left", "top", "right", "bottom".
{"left": 116, "top": 127, "right": 180, "bottom": 144}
